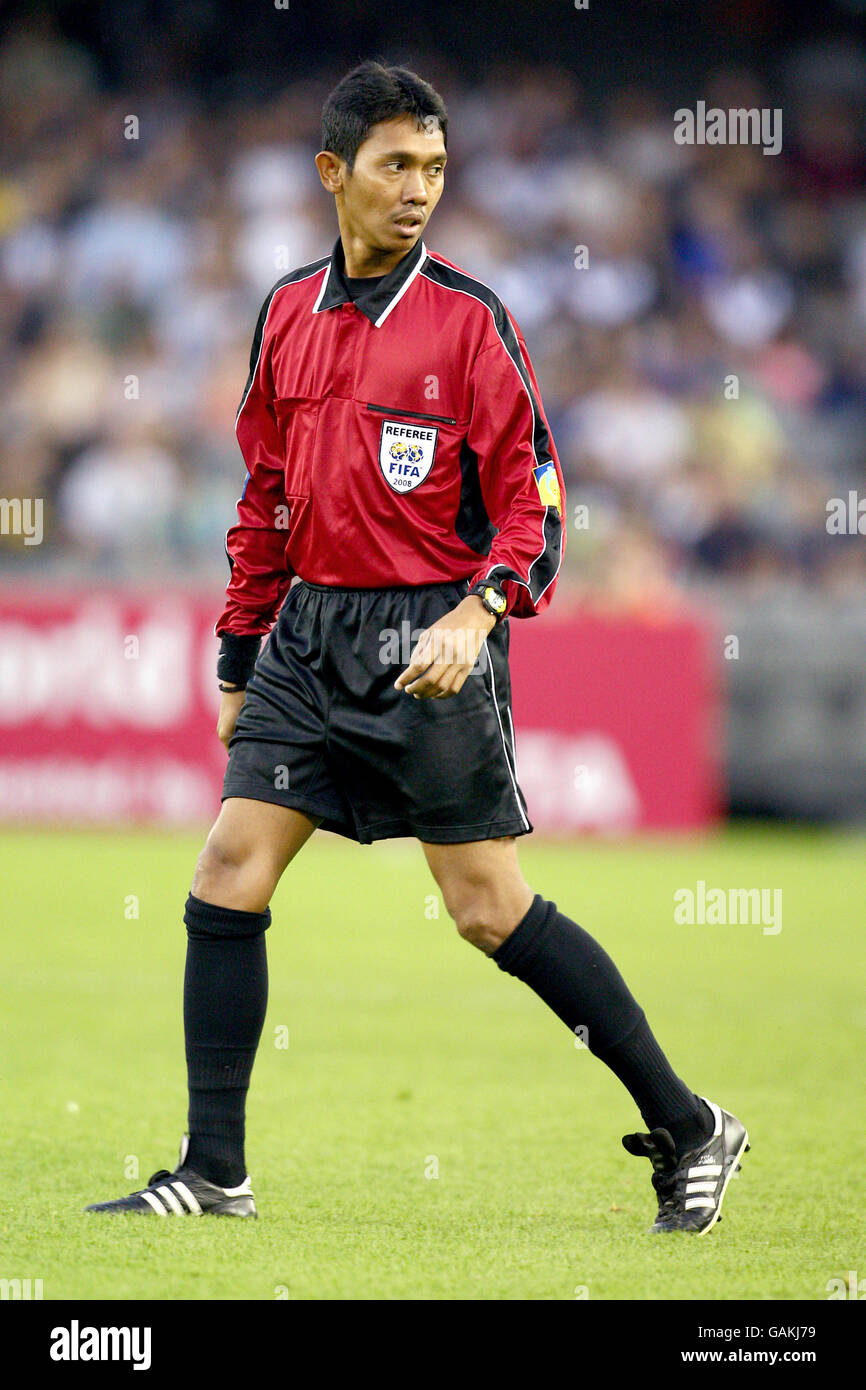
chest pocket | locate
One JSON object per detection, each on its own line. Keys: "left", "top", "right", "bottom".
{"left": 273, "top": 397, "right": 317, "bottom": 499}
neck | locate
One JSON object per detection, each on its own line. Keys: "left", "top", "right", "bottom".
{"left": 338, "top": 223, "right": 417, "bottom": 279}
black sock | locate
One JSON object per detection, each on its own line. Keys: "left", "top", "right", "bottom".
{"left": 492, "top": 894, "right": 713, "bottom": 1155}
{"left": 182, "top": 893, "right": 270, "bottom": 1188}
{"left": 594, "top": 1015, "right": 714, "bottom": 1156}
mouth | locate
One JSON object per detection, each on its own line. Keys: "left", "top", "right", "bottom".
{"left": 393, "top": 214, "right": 424, "bottom": 234}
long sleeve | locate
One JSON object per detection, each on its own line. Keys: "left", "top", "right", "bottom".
{"left": 464, "top": 320, "right": 566, "bottom": 618}
{"left": 215, "top": 298, "right": 295, "bottom": 639}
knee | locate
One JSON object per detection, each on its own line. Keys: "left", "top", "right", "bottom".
{"left": 442, "top": 874, "right": 536, "bottom": 954}
{"left": 191, "top": 830, "right": 271, "bottom": 910}
{"left": 448, "top": 890, "right": 508, "bottom": 954}
{"left": 193, "top": 833, "right": 243, "bottom": 882}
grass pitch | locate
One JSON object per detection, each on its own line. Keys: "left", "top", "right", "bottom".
{"left": 1, "top": 824, "right": 863, "bottom": 1301}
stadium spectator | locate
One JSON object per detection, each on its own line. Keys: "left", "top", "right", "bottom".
{"left": 1, "top": 18, "right": 864, "bottom": 600}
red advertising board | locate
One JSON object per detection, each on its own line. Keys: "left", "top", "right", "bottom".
{"left": 0, "top": 587, "right": 722, "bottom": 832}
{"left": 507, "top": 605, "right": 723, "bottom": 832}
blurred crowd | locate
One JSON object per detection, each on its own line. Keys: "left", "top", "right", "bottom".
{"left": 1, "top": 13, "right": 865, "bottom": 610}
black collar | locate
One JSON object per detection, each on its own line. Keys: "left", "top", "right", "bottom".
{"left": 313, "top": 235, "right": 429, "bottom": 327}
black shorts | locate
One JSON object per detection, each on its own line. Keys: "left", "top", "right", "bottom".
{"left": 222, "top": 577, "right": 533, "bottom": 845}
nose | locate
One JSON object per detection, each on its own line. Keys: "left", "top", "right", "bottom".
{"left": 402, "top": 169, "right": 427, "bottom": 203}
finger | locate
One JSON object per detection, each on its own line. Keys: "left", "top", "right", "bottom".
{"left": 447, "top": 668, "right": 470, "bottom": 695}
{"left": 406, "top": 678, "right": 440, "bottom": 697}
{"left": 394, "top": 651, "right": 434, "bottom": 689}
{"left": 404, "top": 661, "right": 449, "bottom": 696}
{"left": 416, "top": 666, "right": 463, "bottom": 698}
{"left": 401, "top": 626, "right": 454, "bottom": 675}
{"left": 395, "top": 666, "right": 431, "bottom": 690}
{"left": 430, "top": 668, "right": 461, "bottom": 697}
{"left": 398, "top": 653, "right": 439, "bottom": 692}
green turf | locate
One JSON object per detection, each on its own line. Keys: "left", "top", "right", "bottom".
{"left": 1, "top": 824, "right": 863, "bottom": 1300}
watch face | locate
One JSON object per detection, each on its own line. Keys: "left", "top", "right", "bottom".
{"left": 484, "top": 586, "right": 507, "bottom": 614}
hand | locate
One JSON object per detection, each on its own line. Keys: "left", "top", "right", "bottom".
{"left": 393, "top": 596, "right": 497, "bottom": 700}
{"left": 217, "top": 689, "right": 247, "bottom": 749}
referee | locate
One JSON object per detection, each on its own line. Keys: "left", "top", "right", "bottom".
{"left": 87, "top": 62, "right": 748, "bottom": 1232}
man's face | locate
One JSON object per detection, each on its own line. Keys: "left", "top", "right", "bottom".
{"left": 334, "top": 115, "right": 447, "bottom": 255}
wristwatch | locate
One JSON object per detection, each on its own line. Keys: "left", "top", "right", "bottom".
{"left": 469, "top": 580, "right": 508, "bottom": 623}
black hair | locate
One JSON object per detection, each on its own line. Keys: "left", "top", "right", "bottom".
{"left": 321, "top": 61, "right": 448, "bottom": 171}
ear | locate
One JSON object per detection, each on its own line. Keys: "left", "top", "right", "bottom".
{"left": 315, "top": 150, "right": 344, "bottom": 194}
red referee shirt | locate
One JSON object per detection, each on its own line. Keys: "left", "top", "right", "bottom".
{"left": 216, "top": 236, "right": 566, "bottom": 638}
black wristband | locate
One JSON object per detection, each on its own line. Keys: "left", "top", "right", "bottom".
{"left": 217, "top": 632, "right": 262, "bottom": 687}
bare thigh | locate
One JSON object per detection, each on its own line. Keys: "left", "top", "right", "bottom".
{"left": 191, "top": 799, "right": 322, "bottom": 912}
